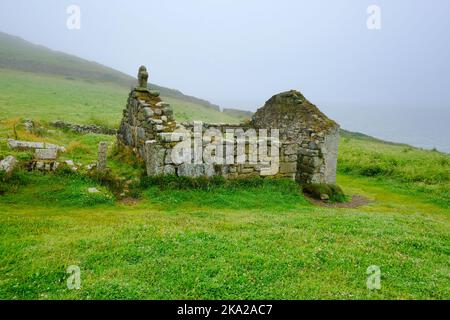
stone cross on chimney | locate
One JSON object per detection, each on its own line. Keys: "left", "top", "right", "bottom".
{"left": 138, "top": 65, "right": 148, "bottom": 88}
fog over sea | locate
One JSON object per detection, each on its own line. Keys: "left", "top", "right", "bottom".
{"left": 323, "top": 105, "right": 450, "bottom": 153}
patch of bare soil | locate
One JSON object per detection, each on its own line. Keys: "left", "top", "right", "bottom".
{"left": 118, "top": 197, "right": 140, "bottom": 206}
{"left": 305, "top": 194, "right": 371, "bottom": 208}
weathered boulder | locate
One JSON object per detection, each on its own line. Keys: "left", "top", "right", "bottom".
{"left": 0, "top": 156, "right": 17, "bottom": 174}
{"left": 35, "top": 148, "right": 58, "bottom": 160}
{"left": 8, "top": 139, "right": 66, "bottom": 152}
{"left": 88, "top": 187, "right": 100, "bottom": 194}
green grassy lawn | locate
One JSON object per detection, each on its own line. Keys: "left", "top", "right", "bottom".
{"left": 0, "top": 69, "right": 240, "bottom": 126}
{"left": 0, "top": 171, "right": 448, "bottom": 300}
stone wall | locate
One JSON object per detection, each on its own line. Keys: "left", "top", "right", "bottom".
{"left": 251, "top": 90, "right": 340, "bottom": 184}
{"left": 117, "top": 86, "right": 175, "bottom": 160}
{"left": 117, "top": 95, "right": 296, "bottom": 180}
{"left": 117, "top": 66, "right": 339, "bottom": 184}
{"left": 6, "top": 139, "right": 64, "bottom": 172}
{"left": 51, "top": 120, "right": 117, "bottom": 135}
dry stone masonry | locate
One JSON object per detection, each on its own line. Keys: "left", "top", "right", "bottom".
{"left": 7, "top": 139, "right": 65, "bottom": 172}
{"left": 252, "top": 90, "right": 340, "bottom": 184}
{"left": 7, "top": 139, "right": 66, "bottom": 152}
{"left": 117, "top": 66, "right": 339, "bottom": 184}
{"left": 97, "top": 142, "right": 108, "bottom": 171}
{"left": 51, "top": 120, "right": 117, "bottom": 135}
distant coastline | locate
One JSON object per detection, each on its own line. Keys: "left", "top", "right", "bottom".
{"left": 329, "top": 107, "right": 450, "bottom": 154}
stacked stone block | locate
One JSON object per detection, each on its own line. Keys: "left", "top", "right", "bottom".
{"left": 7, "top": 139, "right": 64, "bottom": 172}
{"left": 117, "top": 87, "right": 176, "bottom": 160}
{"left": 252, "top": 90, "right": 340, "bottom": 184}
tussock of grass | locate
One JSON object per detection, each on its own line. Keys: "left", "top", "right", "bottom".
{"left": 141, "top": 174, "right": 227, "bottom": 190}
{"left": 302, "top": 183, "right": 347, "bottom": 203}
{"left": 0, "top": 169, "right": 30, "bottom": 195}
{"left": 0, "top": 169, "right": 114, "bottom": 207}
{"left": 86, "top": 169, "right": 132, "bottom": 197}
{"left": 141, "top": 175, "right": 309, "bottom": 210}
{"left": 66, "top": 141, "right": 91, "bottom": 155}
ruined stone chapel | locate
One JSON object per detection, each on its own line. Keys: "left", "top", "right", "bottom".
{"left": 117, "top": 66, "right": 339, "bottom": 184}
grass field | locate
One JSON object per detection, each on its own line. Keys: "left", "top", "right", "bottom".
{"left": 0, "top": 171, "right": 448, "bottom": 299}
{"left": 0, "top": 69, "right": 240, "bottom": 126}
{"left": 0, "top": 121, "right": 448, "bottom": 300}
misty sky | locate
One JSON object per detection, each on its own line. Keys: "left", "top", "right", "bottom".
{"left": 1, "top": 0, "right": 449, "bottom": 111}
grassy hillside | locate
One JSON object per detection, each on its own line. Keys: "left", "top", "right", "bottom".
{"left": 0, "top": 32, "right": 239, "bottom": 124}
{"left": 0, "top": 69, "right": 239, "bottom": 126}
{"left": 223, "top": 108, "right": 254, "bottom": 122}
{"left": 0, "top": 32, "right": 134, "bottom": 86}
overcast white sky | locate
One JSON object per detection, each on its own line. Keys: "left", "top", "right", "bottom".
{"left": 0, "top": 0, "right": 449, "bottom": 114}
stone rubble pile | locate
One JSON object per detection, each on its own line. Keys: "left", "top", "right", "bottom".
{"left": 7, "top": 139, "right": 66, "bottom": 172}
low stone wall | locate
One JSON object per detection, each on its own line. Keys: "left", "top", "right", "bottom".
{"left": 7, "top": 139, "right": 65, "bottom": 172}
{"left": 7, "top": 139, "right": 66, "bottom": 152}
{"left": 142, "top": 122, "right": 297, "bottom": 180}
{"left": 51, "top": 120, "right": 117, "bottom": 135}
